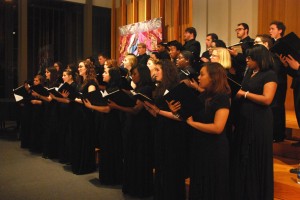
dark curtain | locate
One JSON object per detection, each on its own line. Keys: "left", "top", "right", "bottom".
{"left": 28, "top": 0, "right": 83, "bottom": 79}
{"left": 92, "top": 6, "right": 111, "bottom": 62}
{"left": 0, "top": 1, "right": 18, "bottom": 98}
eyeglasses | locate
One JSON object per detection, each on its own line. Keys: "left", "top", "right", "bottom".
{"left": 235, "top": 28, "right": 245, "bottom": 32}
{"left": 246, "top": 56, "right": 252, "bottom": 60}
{"left": 78, "top": 65, "right": 84, "bottom": 68}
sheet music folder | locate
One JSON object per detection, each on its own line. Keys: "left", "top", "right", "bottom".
{"left": 270, "top": 32, "right": 300, "bottom": 62}
{"left": 13, "top": 85, "right": 28, "bottom": 102}
{"left": 30, "top": 84, "right": 49, "bottom": 97}
{"left": 102, "top": 89, "right": 136, "bottom": 107}
{"left": 163, "top": 82, "right": 201, "bottom": 120}
{"left": 82, "top": 90, "right": 107, "bottom": 106}
{"left": 131, "top": 91, "right": 154, "bottom": 104}
{"left": 57, "top": 82, "right": 78, "bottom": 100}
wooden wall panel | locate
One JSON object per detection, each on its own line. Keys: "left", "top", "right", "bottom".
{"left": 258, "top": 0, "right": 300, "bottom": 111}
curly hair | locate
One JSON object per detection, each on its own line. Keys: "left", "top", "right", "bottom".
{"left": 79, "top": 60, "right": 99, "bottom": 90}
{"left": 153, "top": 59, "right": 179, "bottom": 98}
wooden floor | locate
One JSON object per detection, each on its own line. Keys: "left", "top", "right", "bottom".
{"left": 274, "top": 156, "right": 300, "bottom": 200}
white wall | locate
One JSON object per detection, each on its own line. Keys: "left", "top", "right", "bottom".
{"left": 193, "top": 0, "right": 258, "bottom": 52}
{"left": 63, "top": 0, "right": 113, "bottom": 8}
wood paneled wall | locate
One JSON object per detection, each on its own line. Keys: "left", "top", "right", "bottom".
{"left": 258, "top": 0, "right": 300, "bottom": 110}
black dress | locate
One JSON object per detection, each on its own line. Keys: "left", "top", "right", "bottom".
{"left": 189, "top": 93, "right": 230, "bottom": 200}
{"left": 71, "top": 80, "right": 97, "bottom": 175}
{"left": 98, "top": 87, "right": 123, "bottom": 185}
{"left": 231, "top": 69, "right": 277, "bottom": 200}
{"left": 153, "top": 96, "right": 188, "bottom": 200}
{"left": 122, "top": 85, "right": 154, "bottom": 198}
{"left": 58, "top": 82, "right": 78, "bottom": 163}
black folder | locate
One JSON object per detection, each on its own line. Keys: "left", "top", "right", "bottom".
{"left": 48, "top": 87, "right": 63, "bottom": 98}
{"left": 30, "top": 84, "right": 49, "bottom": 97}
{"left": 180, "top": 69, "right": 199, "bottom": 81}
{"left": 270, "top": 32, "right": 300, "bottom": 62}
{"left": 103, "top": 89, "right": 136, "bottom": 107}
{"left": 13, "top": 85, "right": 29, "bottom": 102}
{"left": 163, "top": 82, "right": 201, "bottom": 120}
{"left": 82, "top": 90, "right": 107, "bottom": 106}
{"left": 131, "top": 91, "right": 154, "bottom": 104}
{"left": 57, "top": 82, "right": 78, "bottom": 100}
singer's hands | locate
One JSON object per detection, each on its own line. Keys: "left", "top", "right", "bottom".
{"left": 285, "top": 55, "right": 300, "bottom": 70}
{"left": 228, "top": 47, "right": 238, "bottom": 57}
{"left": 166, "top": 100, "right": 181, "bottom": 114}
{"left": 83, "top": 98, "right": 92, "bottom": 108}
{"left": 61, "top": 90, "right": 70, "bottom": 98}
{"left": 107, "top": 100, "right": 119, "bottom": 109}
{"left": 236, "top": 89, "right": 246, "bottom": 99}
{"left": 144, "top": 101, "right": 160, "bottom": 117}
{"left": 278, "top": 54, "right": 289, "bottom": 67}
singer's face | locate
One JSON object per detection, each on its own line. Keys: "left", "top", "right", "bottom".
{"left": 62, "top": 72, "right": 72, "bottom": 83}
{"left": 269, "top": 24, "right": 282, "bottom": 39}
{"left": 78, "top": 62, "right": 86, "bottom": 76}
{"left": 123, "top": 57, "right": 131, "bottom": 70}
{"left": 33, "top": 78, "right": 41, "bottom": 86}
{"left": 154, "top": 64, "right": 163, "bottom": 81}
{"left": 198, "top": 66, "right": 212, "bottom": 89}
{"left": 131, "top": 68, "right": 140, "bottom": 84}
{"left": 210, "top": 50, "right": 220, "bottom": 63}
{"left": 45, "top": 69, "right": 51, "bottom": 80}
{"left": 102, "top": 68, "right": 111, "bottom": 83}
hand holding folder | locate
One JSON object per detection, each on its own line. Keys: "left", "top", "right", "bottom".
{"left": 130, "top": 90, "right": 154, "bottom": 104}
{"left": 102, "top": 89, "right": 136, "bottom": 107}
{"left": 30, "top": 84, "right": 49, "bottom": 97}
{"left": 163, "top": 82, "right": 201, "bottom": 120}
{"left": 270, "top": 32, "right": 300, "bottom": 62}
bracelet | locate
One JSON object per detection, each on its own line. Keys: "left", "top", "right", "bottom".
{"left": 173, "top": 113, "right": 181, "bottom": 119}
{"left": 244, "top": 91, "right": 249, "bottom": 99}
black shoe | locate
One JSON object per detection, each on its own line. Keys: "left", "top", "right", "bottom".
{"left": 273, "top": 138, "right": 284, "bottom": 143}
{"left": 289, "top": 168, "right": 298, "bottom": 174}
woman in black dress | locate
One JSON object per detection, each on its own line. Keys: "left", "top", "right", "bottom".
{"left": 49, "top": 69, "right": 78, "bottom": 163}
{"left": 231, "top": 45, "right": 277, "bottom": 200}
{"left": 84, "top": 66, "right": 123, "bottom": 185}
{"left": 42, "top": 66, "right": 60, "bottom": 159}
{"left": 71, "top": 60, "right": 98, "bottom": 175}
{"left": 187, "top": 62, "right": 231, "bottom": 200}
{"left": 144, "top": 59, "right": 188, "bottom": 200}
{"left": 108, "top": 65, "right": 154, "bottom": 197}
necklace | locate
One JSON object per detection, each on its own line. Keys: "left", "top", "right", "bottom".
{"left": 252, "top": 69, "right": 259, "bottom": 75}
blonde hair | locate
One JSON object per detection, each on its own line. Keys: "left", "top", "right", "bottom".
{"left": 125, "top": 54, "right": 137, "bottom": 67}
{"left": 212, "top": 47, "right": 231, "bottom": 69}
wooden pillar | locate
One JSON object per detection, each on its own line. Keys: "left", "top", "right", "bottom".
{"left": 83, "top": 0, "right": 93, "bottom": 58}
{"left": 18, "top": 0, "right": 28, "bottom": 84}
{"left": 158, "top": 0, "right": 166, "bottom": 41}
{"left": 111, "top": 0, "right": 116, "bottom": 59}
{"left": 121, "top": 0, "right": 127, "bottom": 25}
{"left": 145, "top": 0, "right": 151, "bottom": 20}
{"left": 173, "top": 0, "right": 179, "bottom": 40}
{"left": 132, "top": 0, "right": 138, "bottom": 23}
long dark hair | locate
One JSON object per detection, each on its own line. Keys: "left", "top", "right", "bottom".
{"left": 130, "top": 64, "right": 152, "bottom": 92}
{"left": 45, "top": 66, "right": 59, "bottom": 88}
{"left": 204, "top": 62, "right": 231, "bottom": 96}
{"left": 153, "top": 59, "right": 179, "bottom": 98}
{"left": 246, "top": 44, "right": 274, "bottom": 71}
{"left": 106, "top": 66, "right": 121, "bottom": 91}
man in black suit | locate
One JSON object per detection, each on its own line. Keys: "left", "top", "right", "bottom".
{"left": 269, "top": 21, "right": 288, "bottom": 142}
{"left": 183, "top": 27, "right": 201, "bottom": 72}
{"left": 137, "top": 43, "right": 150, "bottom": 66}
{"left": 228, "top": 23, "right": 254, "bottom": 77}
